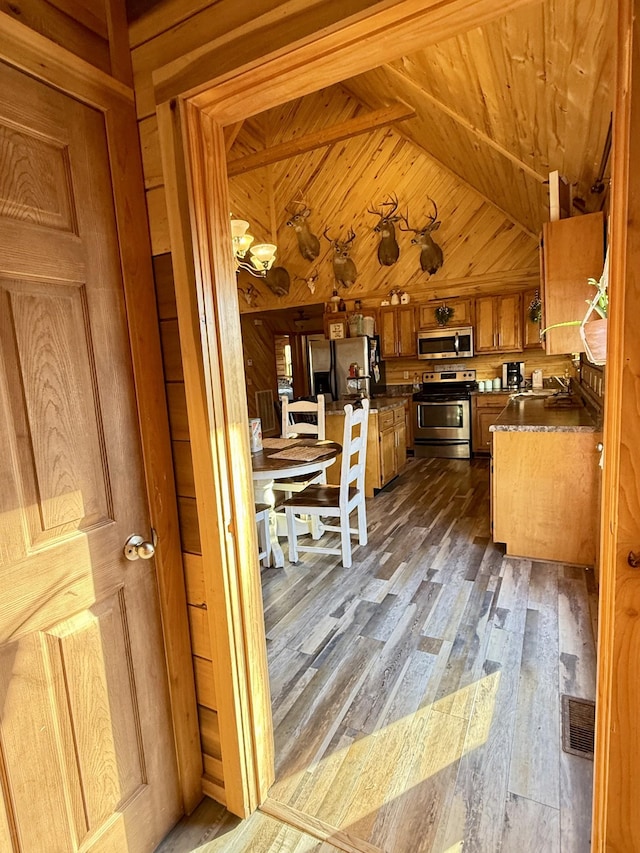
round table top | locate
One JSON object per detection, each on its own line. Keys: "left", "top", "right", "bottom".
{"left": 251, "top": 439, "right": 341, "bottom": 480}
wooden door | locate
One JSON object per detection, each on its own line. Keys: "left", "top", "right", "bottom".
{"left": 0, "top": 61, "right": 180, "bottom": 852}
{"left": 474, "top": 296, "right": 496, "bottom": 352}
{"left": 593, "top": 0, "right": 640, "bottom": 846}
{"left": 496, "top": 293, "right": 522, "bottom": 352}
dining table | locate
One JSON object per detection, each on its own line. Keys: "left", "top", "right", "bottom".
{"left": 251, "top": 437, "right": 342, "bottom": 568}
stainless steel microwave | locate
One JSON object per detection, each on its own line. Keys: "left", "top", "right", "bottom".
{"left": 417, "top": 326, "right": 474, "bottom": 360}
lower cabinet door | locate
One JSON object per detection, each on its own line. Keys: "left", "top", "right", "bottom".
{"left": 380, "top": 428, "right": 396, "bottom": 485}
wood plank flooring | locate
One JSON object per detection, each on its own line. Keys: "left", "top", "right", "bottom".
{"left": 156, "top": 457, "right": 597, "bottom": 853}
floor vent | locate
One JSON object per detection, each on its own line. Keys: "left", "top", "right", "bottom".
{"left": 562, "top": 695, "right": 595, "bottom": 760}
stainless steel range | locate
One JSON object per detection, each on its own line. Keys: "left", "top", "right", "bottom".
{"left": 413, "top": 370, "right": 476, "bottom": 458}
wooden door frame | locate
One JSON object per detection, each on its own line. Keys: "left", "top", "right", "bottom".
{"left": 156, "top": 0, "right": 573, "bottom": 819}
{"left": 592, "top": 0, "right": 640, "bottom": 847}
{"left": 0, "top": 13, "right": 202, "bottom": 814}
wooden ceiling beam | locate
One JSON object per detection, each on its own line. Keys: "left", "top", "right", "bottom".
{"left": 226, "top": 102, "right": 415, "bottom": 176}
{"left": 379, "top": 64, "right": 547, "bottom": 184}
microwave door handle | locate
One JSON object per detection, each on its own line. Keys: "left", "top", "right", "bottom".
{"left": 454, "top": 333, "right": 460, "bottom": 354}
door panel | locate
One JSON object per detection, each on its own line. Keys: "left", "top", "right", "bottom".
{"left": 0, "top": 61, "right": 180, "bottom": 852}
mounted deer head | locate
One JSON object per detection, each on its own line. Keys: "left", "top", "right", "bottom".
{"left": 264, "top": 265, "right": 290, "bottom": 297}
{"left": 286, "top": 201, "right": 320, "bottom": 261}
{"left": 294, "top": 268, "right": 319, "bottom": 294}
{"left": 238, "top": 283, "right": 258, "bottom": 307}
{"left": 368, "top": 193, "right": 402, "bottom": 266}
{"left": 323, "top": 228, "right": 358, "bottom": 288}
{"left": 399, "top": 199, "right": 444, "bottom": 275}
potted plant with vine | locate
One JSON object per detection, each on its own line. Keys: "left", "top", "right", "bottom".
{"left": 434, "top": 303, "right": 455, "bottom": 326}
{"left": 541, "top": 253, "right": 609, "bottom": 365}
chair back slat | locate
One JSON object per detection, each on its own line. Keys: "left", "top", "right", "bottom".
{"left": 339, "top": 400, "right": 369, "bottom": 499}
{"left": 281, "top": 395, "right": 326, "bottom": 439}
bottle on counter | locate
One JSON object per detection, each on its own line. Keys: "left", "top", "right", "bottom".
{"left": 493, "top": 377, "right": 501, "bottom": 391}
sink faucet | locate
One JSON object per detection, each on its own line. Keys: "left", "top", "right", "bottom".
{"left": 553, "top": 375, "right": 570, "bottom": 393}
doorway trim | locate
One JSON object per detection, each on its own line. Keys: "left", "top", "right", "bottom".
{"left": 155, "top": 0, "right": 623, "bottom": 837}
{"left": 0, "top": 13, "right": 202, "bottom": 813}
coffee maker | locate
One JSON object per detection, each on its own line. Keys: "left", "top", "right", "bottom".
{"left": 502, "top": 361, "right": 525, "bottom": 390}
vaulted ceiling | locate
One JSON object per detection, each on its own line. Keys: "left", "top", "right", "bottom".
{"left": 228, "top": 0, "right": 613, "bottom": 239}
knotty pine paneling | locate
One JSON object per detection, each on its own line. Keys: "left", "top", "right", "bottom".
{"left": 240, "top": 314, "right": 278, "bottom": 420}
{"left": 229, "top": 85, "right": 539, "bottom": 314}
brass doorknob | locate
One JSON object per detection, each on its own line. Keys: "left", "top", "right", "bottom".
{"left": 123, "top": 531, "right": 157, "bottom": 561}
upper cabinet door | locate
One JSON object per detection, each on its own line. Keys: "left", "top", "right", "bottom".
{"left": 379, "top": 307, "right": 397, "bottom": 358}
{"left": 542, "top": 213, "right": 604, "bottom": 355}
{"left": 397, "top": 306, "right": 416, "bottom": 357}
{"left": 474, "top": 296, "right": 497, "bottom": 352}
{"left": 496, "top": 293, "right": 523, "bottom": 352}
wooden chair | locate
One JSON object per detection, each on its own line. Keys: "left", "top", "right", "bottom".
{"left": 274, "top": 395, "right": 327, "bottom": 538}
{"left": 283, "top": 400, "right": 369, "bottom": 569}
{"left": 255, "top": 503, "right": 271, "bottom": 568}
{"left": 280, "top": 395, "right": 326, "bottom": 441}
{"left": 273, "top": 394, "right": 327, "bottom": 495}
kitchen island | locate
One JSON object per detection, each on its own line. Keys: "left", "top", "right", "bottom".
{"left": 324, "top": 397, "right": 408, "bottom": 496}
{"left": 490, "top": 396, "right": 602, "bottom": 565}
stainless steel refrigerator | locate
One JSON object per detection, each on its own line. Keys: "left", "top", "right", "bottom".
{"left": 307, "top": 335, "right": 386, "bottom": 400}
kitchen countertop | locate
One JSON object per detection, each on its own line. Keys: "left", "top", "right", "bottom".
{"left": 325, "top": 397, "right": 406, "bottom": 415}
{"left": 489, "top": 396, "right": 598, "bottom": 433}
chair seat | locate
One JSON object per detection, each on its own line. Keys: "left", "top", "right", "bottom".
{"left": 272, "top": 471, "right": 321, "bottom": 486}
{"left": 283, "top": 483, "right": 358, "bottom": 509}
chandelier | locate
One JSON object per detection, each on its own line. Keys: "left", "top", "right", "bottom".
{"left": 230, "top": 217, "right": 277, "bottom": 277}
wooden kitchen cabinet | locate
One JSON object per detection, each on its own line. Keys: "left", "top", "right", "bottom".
{"left": 523, "top": 286, "right": 544, "bottom": 350}
{"left": 541, "top": 212, "right": 604, "bottom": 355}
{"left": 492, "top": 429, "right": 602, "bottom": 564}
{"left": 379, "top": 306, "right": 416, "bottom": 358}
{"left": 377, "top": 406, "right": 407, "bottom": 487}
{"left": 474, "top": 293, "right": 523, "bottom": 353}
{"left": 472, "top": 392, "right": 511, "bottom": 454}
{"left": 324, "top": 402, "right": 407, "bottom": 496}
{"left": 418, "top": 297, "right": 474, "bottom": 329}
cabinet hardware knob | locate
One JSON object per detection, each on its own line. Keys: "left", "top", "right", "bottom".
{"left": 596, "top": 442, "right": 604, "bottom": 452}
{"left": 628, "top": 551, "right": 640, "bottom": 569}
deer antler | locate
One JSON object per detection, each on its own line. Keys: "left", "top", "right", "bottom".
{"left": 322, "top": 227, "right": 334, "bottom": 242}
{"left": 426, "top": 197, "right": 438, "bottom": 222}
{"left": 346, "top": 228, "right": 356, "bottom": 244}
{"left": 398, "top": 210, "right": 415, "bottom": 232}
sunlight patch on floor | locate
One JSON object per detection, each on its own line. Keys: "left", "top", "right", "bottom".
{"left": 277, "top": 670, "right": 502, "bottom": 826}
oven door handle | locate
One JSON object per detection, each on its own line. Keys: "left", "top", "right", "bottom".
{"left": 414, "top": 400, "right": 468, "bottom": 406}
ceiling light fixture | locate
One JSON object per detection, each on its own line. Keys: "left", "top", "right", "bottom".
{"left": 230, "top": 216, "right": 277, "bottom": 277}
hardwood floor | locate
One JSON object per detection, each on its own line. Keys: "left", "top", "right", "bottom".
{"left": 156, "top": 457, "right": 597, "bottom": 852}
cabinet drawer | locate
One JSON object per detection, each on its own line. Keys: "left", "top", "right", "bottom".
{"left": 393, "top": 406, "right": 405, "bottom": 424}
{"left": 378, "top": 410, "right": 395, "bottom": 430}
{"left": 475, "top": 393, "right": 511, "bottom": 408}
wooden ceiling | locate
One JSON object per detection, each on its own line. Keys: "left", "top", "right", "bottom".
{"left": 228, "top": 0, "right": 614, "bottom": 239}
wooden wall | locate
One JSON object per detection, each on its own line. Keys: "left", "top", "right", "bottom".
{"left": 228, "top": 85, "right": 540, "bottom": 314}
{"left": 154, "top": 251, "right": 225, "bottom": 802}
{"left": 1, "top": 0, "right": 132, "bottom": 83}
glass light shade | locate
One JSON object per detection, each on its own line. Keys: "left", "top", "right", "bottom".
{"left": 233, "top": 232, "right": 254, "bottom": 257}
{"left": 250, "top": 243, "right": 277, "bottom": 271}
{"left": 230, "top": 219, "right": 250, "bottom": 238}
